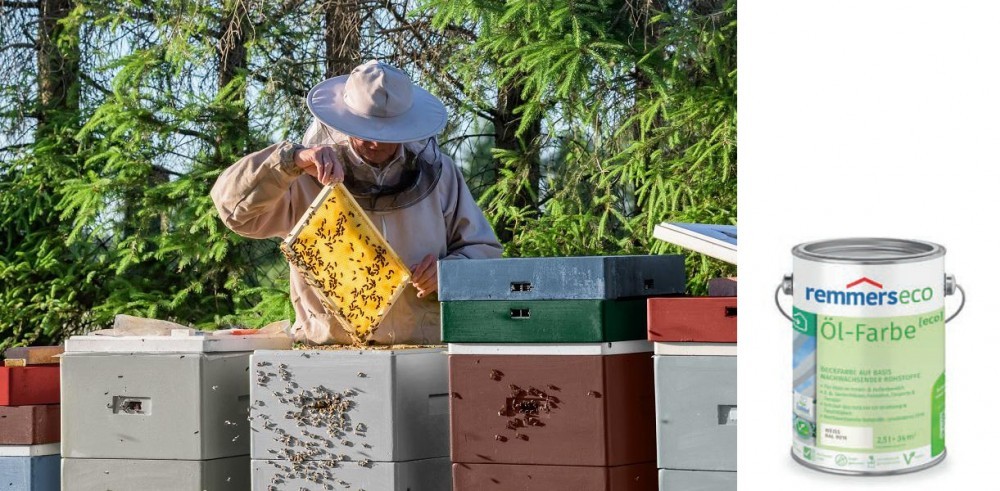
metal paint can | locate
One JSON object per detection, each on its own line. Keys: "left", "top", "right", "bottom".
{"left": 776, "top": 238, "right": 965, "bottom": 475}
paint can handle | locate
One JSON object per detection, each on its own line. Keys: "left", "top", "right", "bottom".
{"left": 774, "top": 274, "right": 794, "bottom": 322}
{"left": 945, "top": 274, "right": 965, "bottom": 323}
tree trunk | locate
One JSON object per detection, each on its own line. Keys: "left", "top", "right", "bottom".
{"left": 37, "top": 0, "right": 79, "bottom": 134}
{"left": 323, "top": 0, "right": 360, "bottom": 78}
{"left": 217, "top": 0, "right": 250, "bottom": 162}
{"left": 493, "top": 80, "right": 541, "bottom": 243}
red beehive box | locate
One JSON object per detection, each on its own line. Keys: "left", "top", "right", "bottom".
{"left": 453, "top": 462, "right": 657, "bottom": 490}
{"left": 0, "top": 366, "right": 60, "bottom": 406}
{"left": 0, "top": 404, "right": 60, "bottom": 444}
{"left": 646, "top": 297, "right": 737, "bottom": 343}
{"left": 449, "top": 351, "right": 655, "bottom": 466}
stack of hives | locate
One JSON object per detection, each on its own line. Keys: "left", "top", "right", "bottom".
{"left": 250, "top": 182, "right": 451, "bottom": 490}
{"left": 439, "top": 256, "right": 686, "bottom": 490}
{"left": 646, "top": 278, "right": 737, "bottom": 490}
{"left": 0, "top": 347, "right": 62, "bottom": 490}
{"left": 59, "top": 326, "right": 290, "bottom": 490}
{"left": 249, "top": 346, "right": 451, "bottom": 490}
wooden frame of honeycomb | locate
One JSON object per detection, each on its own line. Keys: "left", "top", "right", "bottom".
{"left": 281, "top": 184, "right": 412, "bottom": 344}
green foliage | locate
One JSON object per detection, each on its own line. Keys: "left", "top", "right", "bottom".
{"left": 0, "top": 0, "right": 735, "bottom": 346}
{"left": 425, "top": 0, "right": 737, "bottom": 292}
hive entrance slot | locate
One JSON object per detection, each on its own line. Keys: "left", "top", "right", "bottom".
{"left": 725, "top": 306, "right": 737, "bottom": 317}
{"left": 643, "top": 279, "right": 655, "bottom": 290}
{"left": 510, "top": 308, "right": 531, "bottom": 319}
{"left": 113, "top": 396, "right": 151, "bottom": 415}
{"left": 718, "top": 405, "right": 737, "bottom": 425}
{"left": 510, "top": 282, "right": 533, "bottom": 293}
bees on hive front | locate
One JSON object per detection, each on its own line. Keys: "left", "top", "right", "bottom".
{"left": 281, "top": 184, "right": 411, "bottom": 344}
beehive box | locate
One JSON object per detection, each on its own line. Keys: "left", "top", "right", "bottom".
{"left": 250, "top": 348, "right": 449, "bottom": 463}
{"left": 658, "top": 469, "right": 736, "bottom": 491}
{"left": 647, "top": 297, "right": 737, "bottom": 343}
{"left": 452, "top": 462, "right": 657, "bottom": 491}
{"left": 0, "top": 405, "right": 60, "bottom": 444}
{"left": 654, "top": 355, "right": 736, "bottom": 472}
{"left": 0, "top": 454, "right": 59, "bottom": 491}
{"left": 61, "top": 332, "right": 290, "bottom": 460}
{"left": 437, "top": 255, "right": 686, "bottom": 301}
{"left": 1, "top": 366, "right": 60, "bottom": 406}
{"left": 442, "top": 300, "right": 647, "bottom": 343}
{"left": 252, "top": 457, "right": 450, "bottom": 490}
{"left": 61, "top": 456, "right": 249, "bottom": 490}
{"left": 281, "top": 183, "right": 411, "bottom": 343}
{"left": 449, "top": 342, "right": 655, "bottom": 466}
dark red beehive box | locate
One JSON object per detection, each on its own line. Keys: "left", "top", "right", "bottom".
{"left": 449, "top": 352, "right": 655, "bottom": 466}
{"left": 646, "top": 297, "right": 737, "bottom": 343}
{"left": 0, "top": 404, "right": 60, "bottom": 444}
{"left": 0, "top": 366, "right": 60, "bottom": 406}
{"left": 453, "top": 462, "right": 658, "bottom": 490}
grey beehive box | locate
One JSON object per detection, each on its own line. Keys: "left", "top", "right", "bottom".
{"left": 251, "top": 457, "right": 450, "bottom": 490}
{"left": 659, "top": 469, "right": 736, "bottom": 491}
{"left": 61, "top": 351, "right": 252, "bottom": 460}
{"left": 61, "top": 456, "right": 249, "bottom": 490}
{"left": 654, "top": 355, "right": 736, "bottom": 471}
{"left": 250, "top": 348, "right": 449, "bottom": 463}
{"left": 437, "top": 255, "right": 685, "bottom": 301}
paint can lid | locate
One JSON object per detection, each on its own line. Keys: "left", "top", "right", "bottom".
{"left": 792, "top": 238, "right": 945, "bottom": 264}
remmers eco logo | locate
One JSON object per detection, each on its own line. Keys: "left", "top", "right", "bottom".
{"left": 804, "top": 277, "right": 933, "bottom": 306}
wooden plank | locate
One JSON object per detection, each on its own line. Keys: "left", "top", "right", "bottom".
{"left": 0, "top": 366, "right": 60, "bottom": 406}
{"left": 442, "top": 299, "right": 647, "bottom": 343}
{"left": 3, "top": 346, "right": 63, "bottom": 365}
{"left": 647, "top": 297, "right": 737, "bottom": 343}
{"left": 0, "top": 404, "right": 60, "bottom": 444}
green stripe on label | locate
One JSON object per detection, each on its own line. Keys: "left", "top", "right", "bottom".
{"left": 792, "top": 307, "right": 816, "bottom": 337}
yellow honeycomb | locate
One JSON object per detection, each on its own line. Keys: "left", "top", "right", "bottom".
{"left": 281, "top": 184, "right": 411, "bottom": 344}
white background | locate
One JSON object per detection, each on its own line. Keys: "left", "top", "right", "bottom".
{"left": 739, "top": 1, "right": 1000, "bottom": 488}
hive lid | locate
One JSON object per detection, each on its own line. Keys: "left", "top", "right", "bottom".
{"left": 65, "top": 329, "right": 293, "bottom": 353}
{"left": 438, "top": 255, "right": 686, "bottom": 301}
{"left": 281, "top": 184, "right": 411, "bottom": 344}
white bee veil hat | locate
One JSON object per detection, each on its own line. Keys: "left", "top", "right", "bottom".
{"left": 306, "top": 60, "right": 448, "bottom": 144}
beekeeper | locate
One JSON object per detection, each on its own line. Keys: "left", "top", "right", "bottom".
{"left": 211, "top": 60, "right": 502, "bottom": 345}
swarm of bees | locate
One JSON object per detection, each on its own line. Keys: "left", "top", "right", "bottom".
{"left": 255, "top": 358, "right": 373, "bottom": 488}
{"left": 281, "top": 184, "right": 411, "bottom": 344}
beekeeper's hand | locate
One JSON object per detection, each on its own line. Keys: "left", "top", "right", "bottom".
{"left": 294, "top": 145, "right": 345, "bottom": 186}
{"left": 411, "top": 254, "right": 439, "bottom": 298}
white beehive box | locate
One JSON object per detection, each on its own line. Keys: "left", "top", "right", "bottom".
{"left": 250, "top": 348, "right": 449, "bottom": 463}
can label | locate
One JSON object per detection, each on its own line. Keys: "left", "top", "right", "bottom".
{"left": 791, "top": 259, "right": 945, "bottom": 473}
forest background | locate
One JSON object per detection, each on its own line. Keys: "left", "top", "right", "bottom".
{"left": 0, "top": 0, "right": 736, "bottom": 348}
